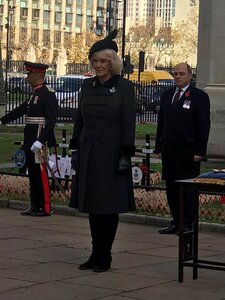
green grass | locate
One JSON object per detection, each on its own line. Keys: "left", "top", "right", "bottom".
{"left": 1, "top": 123, "right": 224, "bottom": 174}
{"left": 0, "top": 132, "right": 24, "bottom": 164}
{"left": 135, "top": 122, "right": 157, "bottom": 138}
{"left": 0, "top": 123, "right": 155, "bottom": 164}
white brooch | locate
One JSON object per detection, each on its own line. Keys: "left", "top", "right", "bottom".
{"left": 110, "top": 87, "right": 116, "bottom": 93}
{"left": 183, "top": 100, "right": 191, "bottom": 109}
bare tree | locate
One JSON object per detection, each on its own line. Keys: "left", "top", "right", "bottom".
{"left": 171, "top": 5, "right": 198, "bottom": 65}
{"left": 118, "top": 26, "right": 154, "bottom": 66}
{"left": 64, "top": 32, "right": 101, "bottom": 64}
{"left": 153, "top": 27, "right": 174, "bottom": 66}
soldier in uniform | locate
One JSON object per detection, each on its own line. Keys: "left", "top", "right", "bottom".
{"left": 0, "top": 61, "right": 58, "bottom": 216}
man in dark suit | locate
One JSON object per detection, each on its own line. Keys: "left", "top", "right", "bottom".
{"left": 155, "top": 63, "right": 210, "bottom": 234}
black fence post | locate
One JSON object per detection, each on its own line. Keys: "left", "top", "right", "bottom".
{"left": 145, "top": 134, "right": 150, "bottom": 189}
{"left": 62, "top": 129, "right": 67, "bottom": 157}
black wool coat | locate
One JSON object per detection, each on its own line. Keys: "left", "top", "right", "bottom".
{"left": 155, "top": 85, "right": 210, "bottom": 180}
{"left": 69, "top": 75, "right": 136, "bottom": 214}
{"left": 0, "top": 83, "right": 58, "bottom": 150}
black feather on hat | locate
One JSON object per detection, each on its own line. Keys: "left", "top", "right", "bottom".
{"left": 88, "top": 29, "right": 118, "bottom": 60}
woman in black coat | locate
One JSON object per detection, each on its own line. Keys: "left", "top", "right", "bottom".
{"left": 69, "top": 30, "right": 136, "bottom": 272}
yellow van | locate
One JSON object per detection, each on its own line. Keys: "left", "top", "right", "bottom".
{"left": 127, "top": 69, "right": 174, "bottom": 84}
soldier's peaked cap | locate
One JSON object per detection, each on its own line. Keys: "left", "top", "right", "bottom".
{"left": 88, "top": 29, "right": 118, "bottom": 60}
{"left": 23, "top": 61, "right": 49, "bottom": 73}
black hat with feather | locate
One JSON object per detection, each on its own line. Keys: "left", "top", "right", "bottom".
{"left": 88, "top": 29, "right": 118, "bottom": 60}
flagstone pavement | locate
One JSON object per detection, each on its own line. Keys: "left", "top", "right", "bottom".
{"left": 0, "top": 206, "right": 225, "bottom": 300}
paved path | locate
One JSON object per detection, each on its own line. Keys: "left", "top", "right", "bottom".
{"left": 0, "top": 207, "right": 225, "bottom": 300}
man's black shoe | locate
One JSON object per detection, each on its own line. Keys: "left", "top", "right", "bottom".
{"left": 31, "top": 208, "right": 47, "bottom": 217}
{"left": 20, "top": 207, "right": 34, "bottom": 216}
{"left": 158, "top": 224, "right": 178, "bottom": 234}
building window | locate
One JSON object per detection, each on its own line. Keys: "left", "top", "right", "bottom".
{"left": 0, "top": 5, "right": 3, "bottom": 14}
{"left": 66, "top": 0, "right": 73, "bottom": 4}
{"left": 20, "top": 8, "right": 28, "bottom": 18}
{"left": 32, "top": 2, "right": 39, "bottom": 9}
{"left": 32, "top": 9, "right": 39, "bottom": 19}
{"left": 43, "top": 0, "right": 50, "bottom": 10}
{"left": 97, "top": 17, "right": 104, "bottom": 25}
{"left": 43, "top": 30, "right": 50, "bottom": 44}
{"left": 55, "top": 5, "right": 61, "bottom": 12}
{"left": 19, "top": 27, "right": 27, "bottom": 39}
{"left": 97, "top": 0, "right": 104, "bottom": 7}
{"left": 86, "top": 16, "right": 92, "bottom": 28}
{"left": 55, "top": 12, "right": 62, "bottom": 23}
{"left": 86, "top": 9, "right": 92, "bottom": 16}
{"left": 43, "top": 10, "right": 50, "bottom": 21}
{"left": 76, "top": 15, "right": 82, "bottom": 24}
{"left": 64, "top": 31, "right": 72, "bottom": 41}
{"left": 75, "top": 26, "right": 81, "bottom": 33}
{"left": 66, "top": 13, "right": 73, "bottom": 24}
{"left": 31, "top": 28, "right": 39, "bottom": 42}
{"left": 54, "top": 31, "right": 61, "bottom": 43}
{"left": 95, "top": 28, "right": 102, "bottom": 35}
{"left": 20, "top": 0, "right": 28, "bottom": 8}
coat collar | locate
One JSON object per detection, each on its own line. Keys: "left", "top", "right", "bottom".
{"left": 91, "top": 74, "right": 121, "bottom": 88}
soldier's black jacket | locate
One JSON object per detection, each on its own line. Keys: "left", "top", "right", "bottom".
{"left": 0, "top": 83, "right": 58, "bottom": 150}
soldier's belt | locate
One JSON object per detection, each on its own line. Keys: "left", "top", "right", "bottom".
{"left": 25, "top": 116, "right": 46, "bottom": 124}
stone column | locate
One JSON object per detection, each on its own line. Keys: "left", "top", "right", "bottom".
{"left": 197, "top": 0, "right": 225, "bottom": 157}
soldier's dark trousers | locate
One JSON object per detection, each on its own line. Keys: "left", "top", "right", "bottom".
{"left": 89, "top": 213, "right": 119, "bottom": 267}
{"left": 26, "top": 150, "right": 50, "bottom": 211}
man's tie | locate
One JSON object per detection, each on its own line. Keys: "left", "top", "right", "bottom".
{"left": 173, "top": 89, "right": 182, "bottom": 103}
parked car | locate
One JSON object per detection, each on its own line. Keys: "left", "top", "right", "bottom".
{"left": 55, "top": 74, "right": 92, "bottom": 108}
{"left": 139, "top": 83, "right": 173, "bottom": 113}
{"left": 55, "top": 74, "right": 93, "bottom": 121}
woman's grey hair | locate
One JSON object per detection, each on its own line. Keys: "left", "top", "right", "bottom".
{"left": 90, "top": 49, "right": 122, "bottom": 75}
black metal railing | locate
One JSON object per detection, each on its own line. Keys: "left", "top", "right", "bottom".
{"left": 4, "top": 76, "right": 174, "bottom": 124}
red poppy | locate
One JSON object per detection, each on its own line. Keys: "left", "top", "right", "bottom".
{"left": 185, "top": 90, "right": 190, "bottom": 97}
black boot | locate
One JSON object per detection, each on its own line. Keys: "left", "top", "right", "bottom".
{"left": 79, "top": 253, "right": 96, "bottom": 270}
{"left": 93, "top": 255, "right": 112, "bottom": 273}
{"left": 89, "top": 214, "right": 118, "bottom": 273}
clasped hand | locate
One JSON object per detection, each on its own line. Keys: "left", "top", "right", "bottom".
{"left": 30, "top": 140, "right": 42, "bottom": 153}
{"left": 118, "top": 156, "right": 131, "bottom": 175}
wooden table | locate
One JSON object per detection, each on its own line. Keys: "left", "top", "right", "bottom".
{"left": 176, "top": 179, "right": 225, "bottom": 283}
